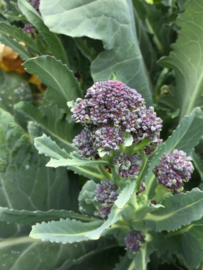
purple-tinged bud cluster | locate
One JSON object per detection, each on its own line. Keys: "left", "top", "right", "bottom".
{"left": 131, "top": 106, "right": 162, "bottom": 143}
{"left": 71, "top": 81, "right": 163, "bottom": 158}
{"left": 136, "top": 181, "right": 146, "bottom": 195}
{"left": 94, "top": 180, "right": 118, "bottom": 219}
{"left": 72, "top": 126, "right": 97, "bottom": 158}
{"left": 124, "top": 230, "right": 145, "bottom": 252}
{"left": 71, "top": 81, "right": 145, "bottom": 126}
{"left": 153, "top": 149, "right": 194, "bottom": 193}
{"left": 94, "top": 127, "right": 124, "bottom": 151}
{"left": 113, "top": 152, "right": 142, "bottom": 178}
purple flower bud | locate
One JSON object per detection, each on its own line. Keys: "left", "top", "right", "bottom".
{"left": 71, "top": 81, "right": 163, "bottom": 158}
{"left": 93, "top": 126, "right": 124, "bottom": 152}
{"left": 94, "top": 180, "right": 118, "bottom": 219}
{"left": 151, "top": 200, "right": 157, "bottom": 205}
{"left": 153, "top": 149, "right": 194, "bottom": 193}
{"left": 124, "top": 230, "right": 145, "bottom": 252}
{"left": 113, "top": 152, "right": 142, "bottom": 178}
{"left": 72, "top": 126, "right": 97, "bottom": 158}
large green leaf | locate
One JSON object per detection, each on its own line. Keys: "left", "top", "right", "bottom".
{"left": 24, "top": 56, "right": 83, "bottom": 110}
{"left": 115, "top": 179, "right": 136, "bottom": 209}
{"left": 0, "top": 22, "right": 42, "bottom": 53}
{"left": 132, "top": 0, "right": 160, "bottom": 90}
{"left": 143, "top": 2, "right": 175, "bottom": 56}
{"left": 0, "top": 69, "right": 32, "bottom": 129}
{"left": 0, "top": 207, "right": 96, "bottom": 225}
{"left": 165, "top": 218, "right": 203, "bottom": 268}
{"left": 46, "top": 158, "right": 110, "bottom": 168}
{"left": 34, "top": 135, "right": 103, "bottom": 182}
{"left": 133, "top": 188, "right": 203, "bottom": 232}
{"left": 30, "top": 219, "right": 103, "bottom": 243}
{"left": 159, "top": 0, "right": 203, "bottom": 120}
{"left": 192, "top": 150, "right": 203, "bottom": 181}
{"left": 18, "top": 0, "right": 69, "bottom": 66}
{"left": 0, "top": 33, "right": 32, "bottom": 60}
{"left": 86, "top": 206, "right": 123, "bottom": 240}
{"left": 34, "top": 134, "right": 70, "bottom": 160}
{"left": 78, "top": 180, "right": 97, "bottom": 216}
{"left": 0, "top": 236, "right": 114, "bottom": 270}
{"left": 145, "top": 108, "right": 203, "bottom": 198}
{"left": 40, "top": 0, "right": 153, "bottom": 106}
{"left": 14, "top": 102, "right": 78, "bottom": 153}
{"left": 0, "top": 108, "right": 78, "bottom": 212}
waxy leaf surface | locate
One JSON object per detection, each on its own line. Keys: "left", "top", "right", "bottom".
{"left": 40, "top": 0, "right": 153, "bottom": 106}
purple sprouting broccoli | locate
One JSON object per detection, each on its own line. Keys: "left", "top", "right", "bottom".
{"left": 70, "top": 81, "right": 163, "bottom": 158}
{"left": 124, "top": 230, "right": 145, "bottom": 252}
{"left": 113, "top": 152, "right": 142, "bottom": 178}
{"left": 153, "top": 149, "right": 194, "bottom": 193}
{"left": 94, "top": 180, "right": 118, "bottom": 219}
{"left": 94, "top": 127, "right": 124, "bottom": 152}
{"left": 71, "top": 81, "right": 145, "bottom": 126}
{"left": 136, "top": 181, "right": 146, "bottom": 195}
{"left": 72, "top": 126, "right": 97, "bottom": 158}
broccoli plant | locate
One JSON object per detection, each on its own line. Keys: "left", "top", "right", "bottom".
{"left": 1, "top": 0, "right": 203, "bottom": 270}
{"left": 32, "top": 80, "right": 203, "bottom": 269}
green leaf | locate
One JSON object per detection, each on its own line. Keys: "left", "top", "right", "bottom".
{"left": 0, "top": 207, "right": 95, "bottom": 225}
{"left": 115, "top": 179, "right": 136, "bottom": 209}
{"left": 113, "top": 254, "right": 133, "bottom": 270}
{"left": 34, "top": 134, "right": 70, "bottom": 160}
{"left": 74, "top": 37, "right": 99, "bottom": 62}
{"left": 159, "top": 0, "right": 203, "bottom": 120}
{"left": 18, "top": 0, "right": 69, "bottom": 66}
{"left": 34, "top": 135, "right": 103, "bottom": 182}
{"left": 0, "top": 69, "right": 32, "bottom": 129}
{"left": 0, "top": 33, "right": 32, "bottom": 60}
{"left": 165, "top": 218, "right": 203, "bottom": 268}
{"left": 46, "top": 158, "right": 110, "bottom": 168}
{"left": 14, "top": 102, "right": 77, "bottom": 152}
{"left": 145, "top": 108, "right": 203, "bottom": 198}
{"left": 192, "top": 150, "right": 203, "bottom": 181}
{"left": 133, "top": 188, "right": 203, "bottom": 232}
{"left": 0, "top": 108, "right": 78, "bottom": 212}
{"left": 68, "top": 165, "right": 103, "bottom": 183}
{"left": 132, "top": 0, "right": 160, "bottom": 89}
{"left": 78, "top": 180, "right": 98, "bottom": 217}
{"left": 23, "top": 56, "right": 83, "bottom": 110}
{"left": 0, "top": 21, "right": 42, "bottom": 53}
{"left": 144, "top": 2, "right": 175, "bottom": 56}
{"left": 30, "top": 219, "right": 103, "bottom": 243}
{"left": 0, "top": 236, "right": 114, "bottom": 270}
{"left": 40, "top": 0, "right": 153, "bottom": 107}
{"left": 86, "top": 206, "right": 123, "bottom": 240}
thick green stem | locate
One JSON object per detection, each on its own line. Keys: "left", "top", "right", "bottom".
{"left": 136, "top": 155, "right": 148, "bottom": 191}
{"left": 152, "top": 185, "right": 170, "bottom": 203}
{"left": 98, "top": 165, "right": 112, "bottom": 180}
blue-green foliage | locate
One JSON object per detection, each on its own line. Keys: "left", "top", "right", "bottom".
{"left": 0, "top": 0, "right": 203, "bottom": 270}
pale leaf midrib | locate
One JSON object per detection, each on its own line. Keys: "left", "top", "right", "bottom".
{"left": 144, "top": 196, "right": 203, "bottom": 222}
